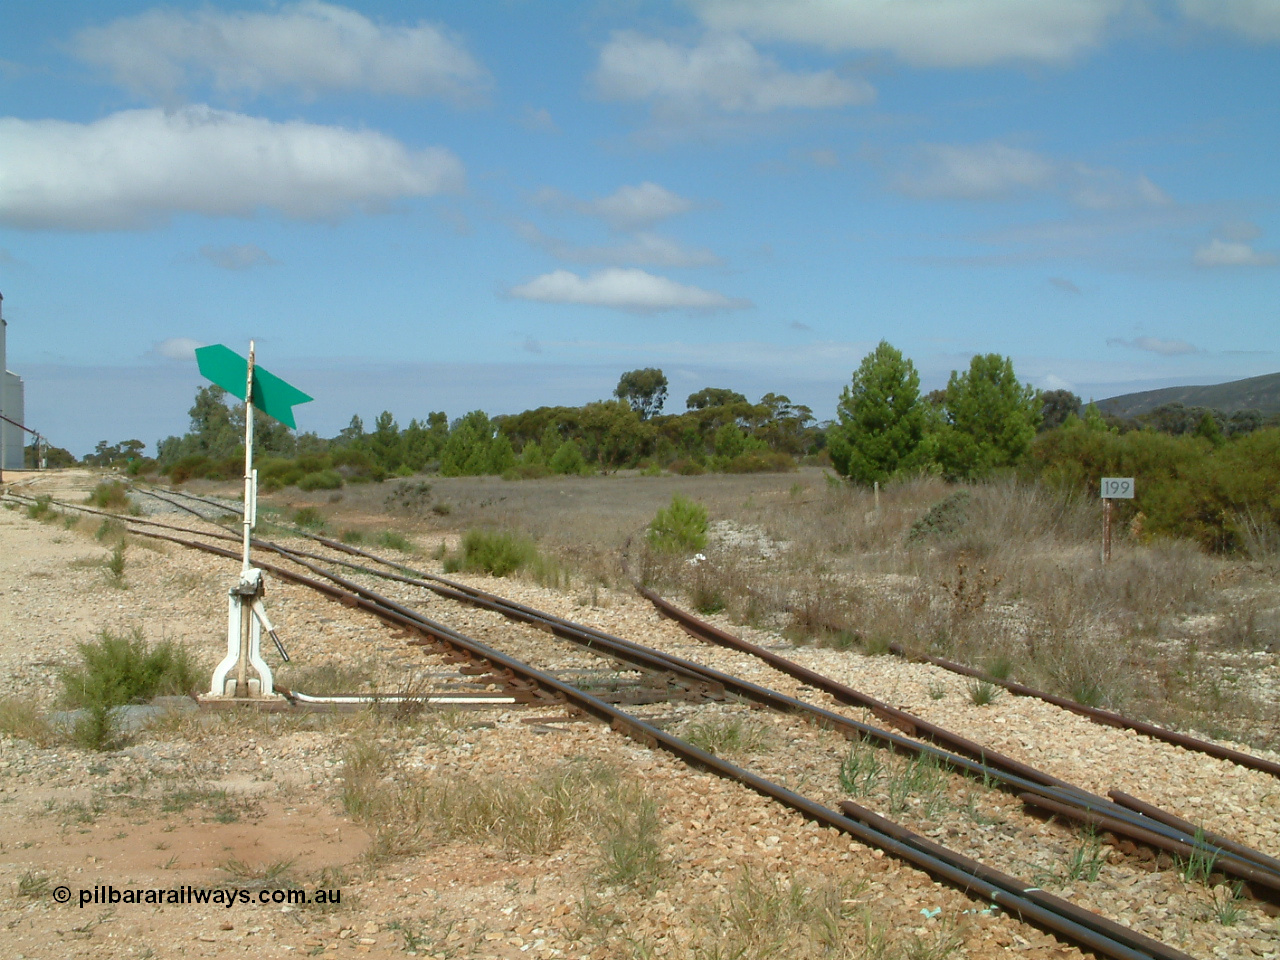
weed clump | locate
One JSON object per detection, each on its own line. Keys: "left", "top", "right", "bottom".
{"left": 908, "top": 490, "right": 971, "bottom": 542}
{"left": 292, "top": 506, "right": 327, "bottom": 531}
{"left": 445, "top": 529, "right": 538, "bottom": 577}
{"left": 25, "top": 496, "right": 55, "bottom": 522}
{"left": 87, "top": 480, "right": 130, "bottom": 511}
{"left": 647, "top": 494, "right": 709, "bottom": 554}
{"left": 376, "top": 530, "right": 413, "bottom": 553}
{"left": 56, "top": 629, "right": 199, "bottom": 751}
{"left": 105, "top": 542, "right": 127, "bottom": 588}
{"left": 60, "top": 629, "right": 200, "bottom": 710}
{"left": 678, "top": 714, "right": 774, "bottom": 757}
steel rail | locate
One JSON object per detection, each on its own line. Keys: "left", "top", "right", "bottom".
{"left": 633, "top": 585, "right": 1280, "bottom": 890}
{"left": 636, "top": 584, "right": 1083, "bottom": 791}
{"left": 118, "top": 525, "right": 1187, "bottom": 960}
{"left": 837, "top": 800, "right": 1191, "bottom": 960}
{"left": 10, "top": 492, "right": 1269, "bottom": 888}
{"left": 889, "top": 644, "right": 1280, "bottom": 779}
{"left": 155, "top": 517, "right": 1276, "bottom": 884}
{"left": 1019, "top": 793, "right": 1280, "bottom": 897}
{"left": 1108, "top": 790, "right": 1280, "bottom": 876}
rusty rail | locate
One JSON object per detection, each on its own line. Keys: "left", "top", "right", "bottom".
{"left": 889, "top": 644, "right": 1280, "bottom": 779}
{"left": 111, "top": 522, "right": 1187, "bottom": 960}
{"left": 17, "top": 491, "right": 1265, "bottom": 888}
{"left": 1019, "top": 793, "right": 1280, "bottom": 899}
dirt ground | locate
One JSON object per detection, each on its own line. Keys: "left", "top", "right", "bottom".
{"left": 1, "top": 469, "right": 1277, "bottom": 960}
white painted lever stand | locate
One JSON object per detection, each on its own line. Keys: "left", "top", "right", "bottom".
{"left": 210, "top": 568, "right": 280, "bottom": 698}
{"left": 204, "top": 339, "right": 286, "bottom": 702}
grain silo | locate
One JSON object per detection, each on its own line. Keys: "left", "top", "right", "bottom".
{"left": 0, "top": 292, "right": 27, "bottom": 471}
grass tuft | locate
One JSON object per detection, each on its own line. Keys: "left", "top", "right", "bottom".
{"left": 966, "top": 679, "right": 1002, "bottom": 706}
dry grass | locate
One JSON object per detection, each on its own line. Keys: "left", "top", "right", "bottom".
{"left": 249, "top": 467, "right": 1280, "bottom": 748}
{"left": 339, "top": 742, "right": 665, "bottom": 886}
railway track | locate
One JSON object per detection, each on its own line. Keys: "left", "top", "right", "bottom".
{"left": 9, "top": 488, "right": 1280, "bottom": 958}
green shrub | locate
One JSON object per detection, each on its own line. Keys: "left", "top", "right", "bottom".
{"left": 59, "top": 629, "right": 200, "bottom": 710}
{"left": 87, "top": 480, "right": 130, "bottom": 511}
{"left": 25, "top": 496, "right": 55, "bottom": 521}
{"left": 907, "top": 490, "right": 971, "bottom": 542}
{"left": 720, "top": 450, "right": 797, "bottom": 474}
{"left": 647, "top": 495, "right": 709, "bottom": 554}
{"left": 668, "top": 459, "right": 706, "bottom": 476}
{"left": 298, "top": 469, "right": 344, "bottom": 491}
{"left": 105, "top": 542, "right": 127, "bottom": 588}
{"left": 549, "top": 439, "right": 590, "bottom": 476}
{"left": 376, "top": 530, "right": 413, "bottom": 553}
{"left": 456, "top": 529, "right": 539, "bottom": 577}
{"left": 293, "top": 507, "right": 326, "bottom": 531}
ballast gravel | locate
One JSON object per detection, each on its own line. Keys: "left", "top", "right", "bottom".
{"left": 1, "top": 470, "right": 1277, "bottom": 960}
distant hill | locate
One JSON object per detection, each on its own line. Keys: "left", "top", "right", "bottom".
{"left": 1097, "top": 372, "right": 1280, "bottom": 418}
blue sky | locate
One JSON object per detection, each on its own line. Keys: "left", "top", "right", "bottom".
{"left": 1, "top": 0, "right": 1277, "bottom": 456}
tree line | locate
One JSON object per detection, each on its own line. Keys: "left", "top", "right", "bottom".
{"left": 71, "top": 346, "right": 1279, "bottom": 554}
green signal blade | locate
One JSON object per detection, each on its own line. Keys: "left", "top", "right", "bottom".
{"left": 195, "top": 344, "right": 313, "bottom": 429}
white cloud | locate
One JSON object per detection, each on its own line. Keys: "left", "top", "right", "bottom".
{"left": 1068, "top": 167, "right": 1170, "bottom": 210}
{"left": 1049, "top": 276, "right": 1082, "bottom": 294}
{"left": 894, "top": 143, "right": 1056, "bottom": 199}
{"left": 595, "top": 32, "right": 873, "bottom": 116}
{"left": 200, "top": 244, "right": 277, "bottom": 270}
{"left": 72, "top": 1, "right": 489, "bottom": 103}
{"left": 691, "top": 0, "right": 1123, "bottom": 67}
{"left": 151, "top": 337, "right": 204, "bottom": 361}
{"left": 534, "top": 182, "right": 696, "bottom": 231}
{"left": 509, "top": 268, "right": 749, "bottom": 312}
{"left": 1106, "top": 337, "right": 1202, "bottom": 356}
{"left": 1193, "top": 238, "right": 1277, "bottom": 267}
{"left": 517, "top": 223, "right": 722, "bottom": 268}
{"left": 893, "top": 142, "right": 1169, "bottom": 209}
{"left": 1178, "top": 0, "right": 1280, "bottom": 41}
{"left": 1038, "top": 374, "right": 1076, "bottom": 391}
{"left": 593, "top": 182, "right": 695, "bottom": 230}
{"left": 0, "top": 106, "right": 465, "bottom": 230}
{"left": 521, "top": 107, "right": 559, "bottom": 133}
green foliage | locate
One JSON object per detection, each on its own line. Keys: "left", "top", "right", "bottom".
{"left": 719, "top": 450, "right": 796, "bottom": 473}
{"left": 935, "top": 354, "right": 1041, "bottom": 479}
{"left": 828, "top": 341, "right": 927, "bottom": 484}
{"left": 297, "top": 469, "right": 344, "bottom": 491}
{"left": 548, "top": 438, "right": 590, "bottom": 475}
{"left": 687, "top": 386, "right": 747, "bottom": 410}
{"left": 105, "top": 542, "right": 127, "bottom": 588}
{"left": 966, "top": 679, "right": 1002, "bottom": 706}
{"left": 1039, "top": 389, "right": 1082, "bottom": 432}
{"left": 615, "top": 367, "right": 668, "bottom": 419}
{"left": 292, "top": 506, "right": 327, "bottom": 531}
{"left": 25, "top": 496, "right": 55, "bottom": 521}
{"left": 907, "top": 490, "right": 971, "bottom": 542}
{"left": 455, "top": 529, "right": 539, "bottom": 577}
{"left": 85, "top": 483, "right": 129, "bottom": 514}
{"left": 83, "top": 439, "right": 148, "bottom": 469}
{"left": 59, "top": 628, "right": 199, "bottom": 710}
{"left": 647, "top": 495, "right": 709, "bottom": 554}
{"left": 1031, "top": 421, "right": 1280, "bottom": 552}
{"left": 440, "top": 411, "right": 514, "bottom": 477}
{"left": 376, "top": 530, "right": 413, "bottom": 552}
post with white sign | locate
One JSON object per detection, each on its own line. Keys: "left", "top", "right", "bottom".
{"left": 1099, "top": 477, "right": 1135, "bottom": 563}
{"left": 195, "top": 341, "right": 313, "bottom": 701}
